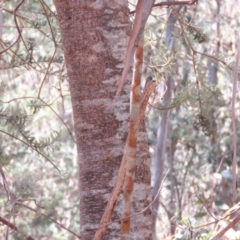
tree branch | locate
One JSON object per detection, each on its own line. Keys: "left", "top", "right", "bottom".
{"left": 0, "top": 216, "right": 35, "bottom": 240}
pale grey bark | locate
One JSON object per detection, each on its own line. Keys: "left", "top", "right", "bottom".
{"left": 152, "top": 8, "right": 177, "bottom": 238}
{"left": 152, "top": 77, "right": 172, "bottom": 213}
{"left": 53, "top": 1, "right": 153, "bottom": 239}
{"left": 208, "top": 59, "right": 218, "bottom": 85}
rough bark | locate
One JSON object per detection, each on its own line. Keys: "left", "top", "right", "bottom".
{"left": 53, "top": 1, "right": 153, "bottom": 239}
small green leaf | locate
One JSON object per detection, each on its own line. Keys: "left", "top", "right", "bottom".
{"left": 194, "top": 212, "right": 207, "bottom": 219}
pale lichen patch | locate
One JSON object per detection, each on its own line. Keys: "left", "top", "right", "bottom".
{"left": 92, "top": 41, "right": 105, "bottom": 53}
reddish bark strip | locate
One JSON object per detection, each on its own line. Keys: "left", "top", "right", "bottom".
{"left": 121, "top": 36, "right": 143, "bottom": 240}
{"left": 116, "top": 0, "right": 155, "bottom": 96}
{"left": 94, "top": 78, "right": 156, "bottom": 240}
{"left": 116, "top": 0, "right": 197, "bottom": 96}
{"left": 93, "top": 148, "right": 127, "bottom": 240}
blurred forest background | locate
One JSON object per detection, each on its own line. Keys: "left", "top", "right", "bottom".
{"left": 0, "top": 0, "right": 240, "bottom": 239}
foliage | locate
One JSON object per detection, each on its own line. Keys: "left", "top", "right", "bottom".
{"left": 0, "top": 1, "right": 78, "bottom": 239}
{"left": 1, "top": 0, "right": 240, "bottom": 239}
{"left": 144, "top": 1, "right": 240, "bottom": 239}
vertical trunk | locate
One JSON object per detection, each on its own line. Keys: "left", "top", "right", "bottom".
{"left": 53, "top": 1, "right": 153, "bottom": 239}
{"left": 152, "top": 78, "right": 171, "bottom": 213}
{"left": 152, "top": 8, "right": 177, "bottom": 238}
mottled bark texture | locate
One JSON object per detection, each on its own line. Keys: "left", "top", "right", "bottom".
{"left": 53, "top": 1, "right": 153, "bottom": 239}
{"left": 121, "top": 36, "right": 142, "bottom": 239}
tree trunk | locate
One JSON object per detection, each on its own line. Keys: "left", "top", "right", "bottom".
{"left": 53, "top": 1, "right": 153, "bottom": 239}
{"left": 152, "top": 7, "right": 176, "bottom": 238}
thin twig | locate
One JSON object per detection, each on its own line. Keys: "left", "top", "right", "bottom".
{"left": 0, "top": 216, "right": 35, "bottom": 240}
{"left": 90, "top": 169, "right": 169, "bottom": 236}
{"left": 0, "top": 97, "right": 75, "bottom": 143}
{"left": 130, "top": 0, "right": 198, "bottom": 14}
{"left": 0, "top": 0, "right": 24, "bottom": 54}
{"left": 0, "top": 166, "right": 12, "bottom": 201}
{"left": 210, "top": 214, "right": 240, "bottom": 240}
{"left": 195, "top": 192, "right": 218, "bottom": 220}
{"left": 0, "top": 129, "right": 61, "bottom": 172}
{"left": 37, "top": 0, "right": 58, "bottom": 98}
{"left": 15, "top": 202, "right": 81, "bottom": 239}
{"left": 171, "top": 7, "right": 203, "bottom": 115}
{"left": 12, "top": 0, "right": 41, "bottom": 68}
{"left": 93, "top": 80, "right": 157, "bottom": 239}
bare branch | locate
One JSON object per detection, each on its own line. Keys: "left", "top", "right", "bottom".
{"left": 0, "top": 216, "right": 35, "bottom": 240}
{"left": 210, "top": 214, "right": 240, "bottom": 240}
{"left": 116, "top": 0, "right": 155, "bottom": 96}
